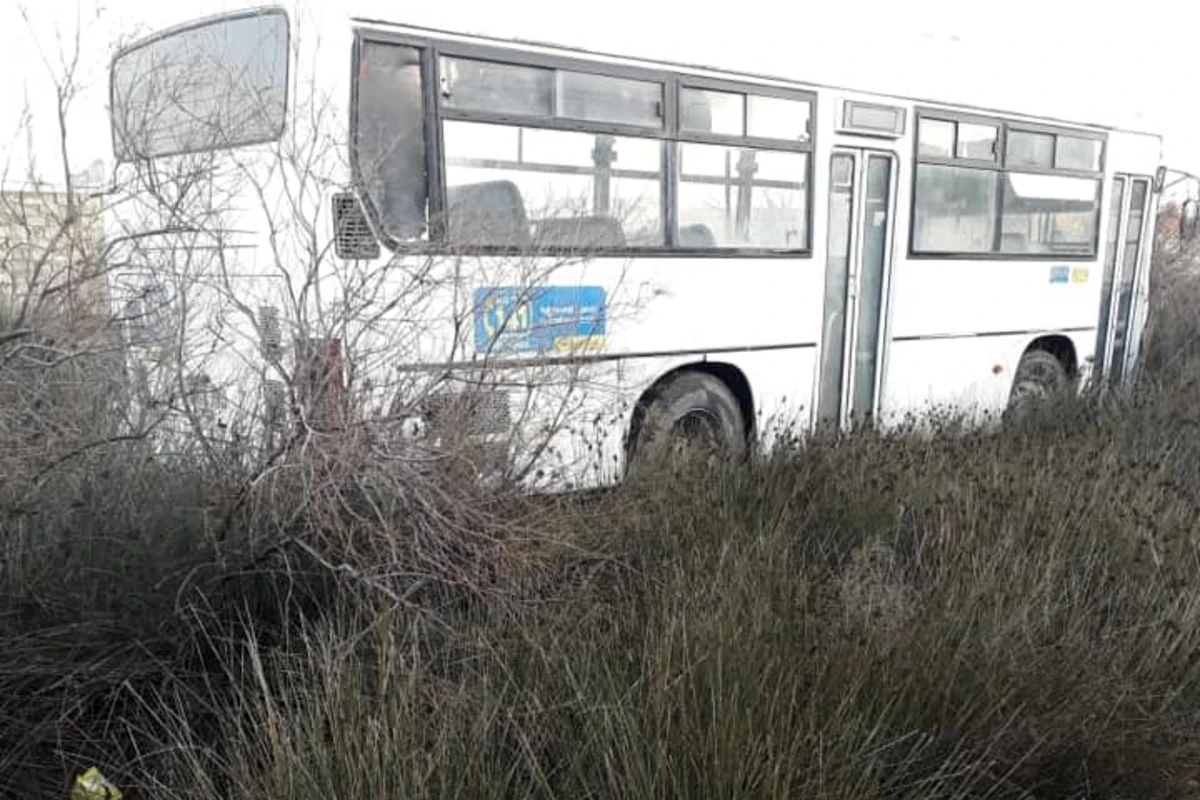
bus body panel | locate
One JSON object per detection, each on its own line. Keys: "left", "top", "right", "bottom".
{"left": 103, "top": 2, "right": 1166, "bottom": 489}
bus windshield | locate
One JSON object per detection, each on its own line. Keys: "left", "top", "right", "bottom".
{"left": 109, "top": 8, "right": 290, "bottom": 161}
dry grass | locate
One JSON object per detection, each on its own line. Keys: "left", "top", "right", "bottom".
{"left": 4, "top": 238, "right": 1200, "bottom": 799}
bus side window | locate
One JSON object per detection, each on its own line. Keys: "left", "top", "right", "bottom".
{"left": 355, "top": 42, "right": 429, "bottom": 242}
{"left": 441, "top": 121, "right": 664, "bottom": 250}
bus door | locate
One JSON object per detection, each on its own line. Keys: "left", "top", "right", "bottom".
{"left": 817, "top": 148, "right": 898, "bottom": 432}
{"left": 1095, "top": 174, "right": 1154, "bottom": 386}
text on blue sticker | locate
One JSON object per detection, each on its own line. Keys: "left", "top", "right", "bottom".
{"left": 473, "top": 285, "right": 607, "bottom": 355}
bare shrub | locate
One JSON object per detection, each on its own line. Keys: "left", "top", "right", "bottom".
{"left": 1142, "top": 217, "right": 1200, "bottom": 381}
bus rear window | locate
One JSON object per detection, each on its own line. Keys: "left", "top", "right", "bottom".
{"left": 110, "top": 9, "right": 289, "bottom": 161}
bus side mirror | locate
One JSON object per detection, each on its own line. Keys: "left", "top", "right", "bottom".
{"left": 1155, "top": 165, "right": 1168, "bottom": 192}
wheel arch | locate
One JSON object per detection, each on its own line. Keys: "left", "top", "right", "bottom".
{"left": 1022, "top": 334, "right": 1079, "bottom": 379}
{"left": 624, "top": 360, "right": 756, "bottom": 460}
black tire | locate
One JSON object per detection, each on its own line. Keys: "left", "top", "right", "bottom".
{"left": 1006, "top": 349, "right": 1070, "bottom": 416}
{"left": 628, "top": 370, "right": 747, "bottom": 471}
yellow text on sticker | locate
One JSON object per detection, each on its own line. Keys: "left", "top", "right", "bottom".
{"left": 552, "top": 335, "right": 605, "bottom": 354}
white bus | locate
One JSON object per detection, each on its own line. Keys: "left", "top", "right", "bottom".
{"left": 103, "top": 3, "right": 1166, "bottom": 489}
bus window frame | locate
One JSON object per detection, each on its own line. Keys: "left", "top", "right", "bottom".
{"left": 908, "top": 105, "right": 1108, "bottom": 261}
{"left": 349, "top": 28, "right": 817, "bottom": 259}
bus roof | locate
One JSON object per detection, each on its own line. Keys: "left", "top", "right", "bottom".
{"left": 108, "top": 3, "right": 1164, "bottom": 148}
{"left": 350, "top": 14, "right": 1164, "bottom": 145}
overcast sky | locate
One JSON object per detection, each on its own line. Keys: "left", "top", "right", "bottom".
{"left": 2, "top": 0, "right": 1197, "bottom": 191}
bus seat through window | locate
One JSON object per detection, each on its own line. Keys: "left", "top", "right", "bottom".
{"left": 446, "top": 180, "right": 531, "bottom": 247}
{"left": 533, "top": 215, "right": 627, "bottom": 249}
{"left": 679, "top": 223, "right": 716, "bottom": 248}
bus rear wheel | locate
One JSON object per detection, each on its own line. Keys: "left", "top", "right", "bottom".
{"left": 629, "top": 371, "right": 747, "bottom": 471}
{"left": 1006, "top": 349, "right": 1070, "bottom": 416}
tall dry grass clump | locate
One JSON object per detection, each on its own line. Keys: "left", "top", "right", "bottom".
{"left": 1144, "top": 228, "right": 1200, "bottom": 383}
{"left": 4, "top": 238, "right": 1200, "bottom": 798}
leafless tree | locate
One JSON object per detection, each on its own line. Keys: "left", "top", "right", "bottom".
{"left": 0, "top": 4, "right": 192, "bottom": 528}
{"left": 66, "top": 4, "right": 652, "bottom": 602}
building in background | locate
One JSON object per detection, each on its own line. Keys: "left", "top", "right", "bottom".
{"left": 0, "top": 170, "right": 110, "bottom": 332}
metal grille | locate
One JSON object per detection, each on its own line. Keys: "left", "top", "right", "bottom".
{"left": 470, "top": 439, "right": 510, "bottom": 478}
{"left": 263, "top": 378, "right": 286, "bottom": 431}
{"left": 423, "top": 388, "right": 512, "bottom": 436}
{"left": 257, "top": 304, "right": 282, "bottom": 360}
{"left": 332, "top": 192, "right": 380, "bottom": 260}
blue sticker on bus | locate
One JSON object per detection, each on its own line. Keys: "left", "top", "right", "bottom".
{"left": 473, "top": 285, "right": 607, "bottom": 355}
{"left": 1049, "top": 266, "right": 1069, "bottom": 284}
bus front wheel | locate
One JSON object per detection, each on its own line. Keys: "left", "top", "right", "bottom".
{"left": 628, "top": 371, "right": 747, "bottom": 471}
